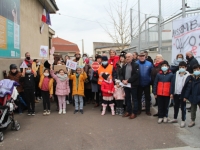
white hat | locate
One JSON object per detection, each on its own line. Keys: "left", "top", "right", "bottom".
{"left": 115, "top": 79, "right": 121, "bottom": 84}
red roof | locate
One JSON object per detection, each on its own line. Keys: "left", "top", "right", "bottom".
{"left": 52, "top": 37, "right": 80, "bottom": 52}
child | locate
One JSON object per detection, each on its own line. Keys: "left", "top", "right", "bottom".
{"left": 68, "top": 67, "right": 87, "bottom": 114}
{"left": 170, "top": 61, "right": 191, "bottom": 128}
{"left": 113, "top": 79, "right": 125, "bottom": 115}
{"left": 50, "top": 66, "right": 70, "bottom": 114}
{"left": 20, "top": 65, "right": 37, "bottom": 116}
{"left": 153, "top": 60, "right": 173, "bottom": 124}
{"left": 101, "top": 73, "right": 115, "bottom": 116}
{"left": 39, "top": 63, "right": 54, "bottom": 116}
{"left": 185, "top": 64, "right": 200, "bottom": 127}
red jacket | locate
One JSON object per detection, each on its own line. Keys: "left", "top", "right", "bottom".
{"left": 101, "top": 80, "right": 114, "bottom": 97}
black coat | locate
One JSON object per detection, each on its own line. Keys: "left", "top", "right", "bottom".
{"left": 187, "top": 56, "right": 199, "bottom": 74}
{"left": 20, "top": 73, "right": 35, "bottom": 90}
{"left": 120, "top": 61, "right": 139, "bottom": 88}
{"left": 146, "top": 56, "right": 154, "bottom": 65}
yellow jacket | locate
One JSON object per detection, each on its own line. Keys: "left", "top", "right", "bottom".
{"left": 38, "top": 64, "right": 54, "bottom": 95}
{"left": 69, "top": 72, "right": 87, "bottom": 96}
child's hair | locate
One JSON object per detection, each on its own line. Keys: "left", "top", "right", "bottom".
{"left": 58, "top": 69, "right": 65, "bottom": 73}
{"left": 33, "top": 59, "right": 38, "bottom": 62}
{"left": 179, "top": 61, "right": 187, "bottom": 67}
{"left": 160, "top": 60, "right": 169, "bottom": 67}
{"left": 193, "top": 64, "right": 200, "bottom": 70}
{"left": 115, "top": 79, "right": 121, "bottom": 84}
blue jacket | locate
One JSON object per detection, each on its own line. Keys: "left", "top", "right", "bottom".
{"left": 136, "top": 60, "right": 153, "bottom": 87}
{"left": 170, "top": 71, "right": 191, "bottom": 99}
{"left": 185, "top": 75, "right": 200, "bottom": 104}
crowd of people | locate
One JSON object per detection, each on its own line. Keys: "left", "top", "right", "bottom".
{"left": 2, "top": 50, "right": 200, "bottom": 128}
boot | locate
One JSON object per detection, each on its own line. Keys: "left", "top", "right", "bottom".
{"left": 109, "top": 104, "right": 115, "bottom": 116}
{"left": 101, "top": 104, "right": 107, "bottom": 115}
{"left": 119, "top": 108, "right": 124, "bottom": 116}
{"left": 115, "top": 108, "right": 119, "bottom": 115}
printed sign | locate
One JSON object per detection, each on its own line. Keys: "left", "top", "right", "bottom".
{"left": 40, "top": 45, "right": 48, "bottom": 57}
{"left": 0, "top": 0, "right": 20, "bottom": 58}
{"left": 66, "top": 59, "right": 77, "bottom": 70}
{"left": 172, "top": 15, "right": 200, "bottom": 63}
{"left": 20, "top": 61, "right": 28, "bottom": 68}
{"left": 91, "top": 62, "right": 100, "bottom": 71}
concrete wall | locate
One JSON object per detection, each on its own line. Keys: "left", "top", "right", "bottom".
{"left": 0, "top": 0, "right": 49, "bottom": 79}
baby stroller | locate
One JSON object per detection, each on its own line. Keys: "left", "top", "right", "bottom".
{"left": 0, "top": 79, "right": 21, "bottom": 142}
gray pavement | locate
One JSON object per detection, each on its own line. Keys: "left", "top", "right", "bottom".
{"left": 0, "top": 97, "right": 199, "bottom": 150}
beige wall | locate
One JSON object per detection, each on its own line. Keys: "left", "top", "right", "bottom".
{"left": 0, "top": 0, "right": 50, "bottom": 79}
{"left": 20, "top": 0, "right": 49, "bottom": 59}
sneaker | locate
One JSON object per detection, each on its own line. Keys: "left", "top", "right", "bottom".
{"left": 74, "top": 110, "right": 78, "bottom": 114}
{"left": 32, "top": 112, "right": 35, "bottom": 116}
{"left": 180, "top": 121, "right": 186, "bottom": 128}
{"left": 63, "top": 109, "right": 66, "bottom": 114}
{"left": 163, "top": 117, "right": 168, "bottom": 123}
{"left": 119, "top": 108, "right": 124, "bottom": 116}
{"left": 188, "top": 121, "right": 195, "bottom": 127}
{"left": 80, "top": 109, "right": 84, "bottom": 114}
{"left": 158, "top": 118, "right": 163, "bottom": 124}
{"left": 66, "top": 100, "right": 70, "bottom": 105}
{"left": 37, "top": 97, "right": 41, "bottom": 101}
{"left": 58, "top": 109, "right": 62, "bottom": 114}
{"left": 115, "top": 108, "right": 119, "bottom": 115}
{"left": 168, "top": 119, "right": 178, "bottom": 123}
{"left": 46, "top": 110, "right": 50, "bottom": 115}
{"left": 43, "top": 110, "right": 47, "bottom": 116}
{"left": 28, "top": 112, "right": 31, "bottom": 116}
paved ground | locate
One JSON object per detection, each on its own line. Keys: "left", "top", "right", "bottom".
{"left": 0, "top": 96, "right": 200, "bottom": 150}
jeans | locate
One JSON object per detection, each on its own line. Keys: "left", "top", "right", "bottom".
{"left": 157, "top": 96, "right": 170, "bottom": 118}
{"left": 24, "top": 89, "right": 35, "bottom": 113}
{"left": 57, "top": 95, "right": 66, "bottom": 110}
{"left": 191, "top": 103, "right": 200, "bottom": 121}
{"left": 173, "top": 94, "right": 186, "bottom": 121}
{"left": 74, "top": 95, "right": 83, "bottom": 110}
{"left": 41, "top": 90, "right": 50, "bottom": 110}
{"left": 124, "top": 87, "right": 138, "bottom": 114}
{"left": 138, "top": 85, "right": 150, "bottom": 112}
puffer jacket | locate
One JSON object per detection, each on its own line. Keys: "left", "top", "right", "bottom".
{"left": 50, "top": 70, "right": 70, "bottom": 96}
{"left": 101, "top": 80, "right": 114, "bottom": 97}
{"left": 136, "top": 60, "right": 153, "bottom": 87}
{"left": 113, "top": 86, "right": 125, "bottom": 100}
{"left": 153, "top": 70, "right": 173, "bottom": 96}
{"left": 185, "top": 75, "right": 200, "bottom": 104}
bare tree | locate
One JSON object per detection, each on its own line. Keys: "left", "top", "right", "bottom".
{"left": 101, "top": 0, "right": 138, "bottom": 51}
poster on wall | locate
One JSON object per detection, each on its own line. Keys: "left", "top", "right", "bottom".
{"left": 172, "top": 15, "right": 200, "bottom": 63}
{"left": 39, "top": 45, "right": 48, "bottom": 57}
{"left": 0, "top": 0, "right": 20, "bottom": 58}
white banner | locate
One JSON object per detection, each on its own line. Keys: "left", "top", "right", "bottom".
{"left": 66, "top": 59, "right": 77, "bottom": 70}
{"left": 172, "top": 15, "right": 200, "bottom": 63}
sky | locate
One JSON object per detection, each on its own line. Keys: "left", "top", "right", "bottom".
{"left": 50, "top": 0, "right": 197, "bottom": 56}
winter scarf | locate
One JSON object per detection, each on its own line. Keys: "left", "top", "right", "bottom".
{"left": 56, "top": 74, "right": 68, "bottom": 82}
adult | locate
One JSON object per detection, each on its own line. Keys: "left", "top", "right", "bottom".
{"left": 136, "top": 52, "right": 153, "bottom": 116}
{"left": 133, "top": 52, "right": 138, "bottom": 62}
{"left": 151, "top": 54, "right": 163, "bottom": 107}
{"left": 23, "top": 52, "right": 33, "bottom": 66}
{"left": 33, "top": 59, "right": 41, "bottom": 103}
{"left": 73, "top": 52, "right": 81, "bottom": 62}
{"left": 108, "top": 49, "right": 120, "bottom": 71}
{"left": 144, "top": 51, "right": 153, "bottom": 64}
{"left": 186, "top": 51, "right": 199, "bottom": 74}
{"left": 116, "top": 51, "right": 126, "bottom": 79}
{"left": 91, "top": 55, "right": 102, "bottom": 107}
{"left": 171, "top": 54, "right": 185, "bottom": 74}
{"left": 98, "top": 56, "right": 115, "bottom": 106}
{"left": 121, "top": 53, "right": 139, "bottom": 119}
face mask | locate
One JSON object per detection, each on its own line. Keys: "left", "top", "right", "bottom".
{"left": 179, "top": 68, "right": 186, "bottom": 73}
{"left": 102, "top": 61, "right": 108, "bottom": 65}
{"left": 76, "top": 73, "right": 80, "bottom": 77}
{"left": 37, "top": 62, "right": 40, "bottom": 66}
{"left": 44, "top": 73, "right": 49, "bottom": 77}
{"left": 186, "top": 56, "right": 189, "bottom": 60}
{"left": 177, "top": 58, "right": 183, "bottom": 62}
{"left": 193, "top": 71, "right": 200, "bottom": 76}
{"left": 26, "top": 70, "right": 31, "bottom": 74}
{"left": 161, "top": 66, "right": 168, "bottom": 72}
{"left": 26, "top": 57, "right": 30, "bottom": 60}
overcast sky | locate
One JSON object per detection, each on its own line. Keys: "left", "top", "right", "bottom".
{"left": 50, "top": 0, "right": 197, "bottom": 56}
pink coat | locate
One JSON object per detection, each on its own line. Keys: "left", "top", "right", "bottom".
{"left": 113, "top": 86, "right": 125, "bottom": 100}
{"left": 50, "top": 70, "right": 70, "bottom": 96}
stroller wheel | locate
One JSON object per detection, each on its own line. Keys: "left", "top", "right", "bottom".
{"left": 0, "top": 132, "right": 3, "bottom": 142}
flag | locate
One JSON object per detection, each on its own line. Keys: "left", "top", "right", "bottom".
{"left": 46, "top": 11, "right": 51, "bottom": 25}
{"left": 41, "top": 9, "right": 46, "bottom": 23}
